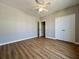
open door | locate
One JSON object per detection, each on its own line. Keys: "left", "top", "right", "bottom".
{"left": 37, "top": 21, "right": 39, "bottom": 38}
{"left": 41, "top": 21, "right": 45, "bottom": 37}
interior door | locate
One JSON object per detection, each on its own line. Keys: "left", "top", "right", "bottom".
{"left": 37, "top": 22, "right": 39, "bottom": 38}
{"left": 41, "top": 22, "right": 45, "bottom": 37}
{"left": 55, "top": 14, "right": 75, "bottom": 42}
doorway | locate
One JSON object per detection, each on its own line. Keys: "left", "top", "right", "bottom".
{"left": 41, "top": 21, "right": 46, "bottom": 37}
{"left": 37, "top": 21, "right": 39, "bottom": 38}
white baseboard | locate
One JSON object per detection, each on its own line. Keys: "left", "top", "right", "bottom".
{"left": 0, "top": 36, "right": 37, "bottom": 46}
{"left": 73, "top": 42, "right": 79, "bottom": 45}
{"left": 46, "top": 36, "right": 57, "bottom": 39}
{"left": 47, "top": 37, "right": 79, "bottom": 45}
{"left": 1, "top": 36, "right": 79, "bottom": 46}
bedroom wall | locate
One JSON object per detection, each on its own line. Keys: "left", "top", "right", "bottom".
{"left": 40, "top": 4, "right": 79, "bottom": 42}
{"left": 0, "top": 2, "right": 38, "bottom": 44}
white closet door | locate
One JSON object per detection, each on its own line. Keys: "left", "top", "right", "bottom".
{"left": 55, "top": 14, "right": 75, "bottom": 42}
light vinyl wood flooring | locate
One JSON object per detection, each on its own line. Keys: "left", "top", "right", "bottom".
{"left": 0, "top": 37, "right": 79, "bottom": 59}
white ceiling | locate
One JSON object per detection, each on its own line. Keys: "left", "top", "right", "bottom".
{"left": 0, "top": 0, "right": 79, "bottom": 17}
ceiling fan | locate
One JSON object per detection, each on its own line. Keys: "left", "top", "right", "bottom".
{"left": 34, "top": 0, "right": 51, "bottom": 12}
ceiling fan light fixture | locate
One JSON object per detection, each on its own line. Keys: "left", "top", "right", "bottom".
{"left": 39, "top": 8, "right": 48, "bottom": 12}
{"left": 39, "top": 8, "right": 43, "bottom": 12}
{"left": 34, "top": 0, "right": 50, "bottom": 13}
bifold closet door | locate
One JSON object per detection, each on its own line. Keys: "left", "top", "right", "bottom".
{"left": 55, "top": 14, "right": 75, "bottom": 42}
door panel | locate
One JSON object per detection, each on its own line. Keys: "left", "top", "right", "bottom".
{"left": 55, "top": 14, "right": 75, "bottom": 42}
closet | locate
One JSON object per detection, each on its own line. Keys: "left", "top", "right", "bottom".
{"left": 55, "top": 14, "right": 75, "bottom": 42}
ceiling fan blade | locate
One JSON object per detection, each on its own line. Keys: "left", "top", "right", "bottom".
{"left": 46, "top": 2, "right": 51, "bottom": 5}
{"left": 35, "top": 0, "right": 41, "bottom": 4}
{"left": 35, "top": 0, "right": 45, "bottom": 4}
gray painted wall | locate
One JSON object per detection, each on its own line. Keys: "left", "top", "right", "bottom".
{"left": 0, "top": 3, "right": 38, "bottom": 44}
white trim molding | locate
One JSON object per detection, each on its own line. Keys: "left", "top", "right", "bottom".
{"left": 73, "top": 42, "right": 79, "bottom": 45}
{"left": 47, "top": 37, "right": 79, "bottom": 45}
{"left": 0, "top": 36, "right": 37, "bottom": 46}
{"left": 46, "top": 36, "right": 57, "bottom": 39}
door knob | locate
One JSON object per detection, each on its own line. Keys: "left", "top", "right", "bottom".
{"left": 62, "top": 30, "right": 65, "bottom": 31}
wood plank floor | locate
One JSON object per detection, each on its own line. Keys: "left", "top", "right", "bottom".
{"left": 0, "top": 37, "right": 79, "bottom": 59}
